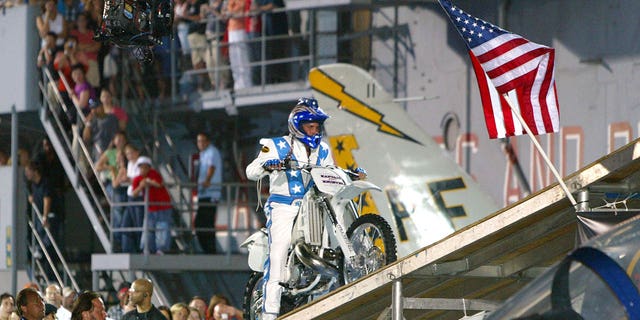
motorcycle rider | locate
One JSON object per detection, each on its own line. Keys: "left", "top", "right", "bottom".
{"left": 246, "top": 98, "right": 364, "bottom": 319}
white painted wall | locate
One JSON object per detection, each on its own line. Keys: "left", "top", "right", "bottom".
{"left": 0, "top": 166, "right": 28, "bottom": 292}
{"left": 0, "top": 5, "right": 40, "bottom": 113}
{"left": 371, "top": 0, "right": 640, "bottom": 206}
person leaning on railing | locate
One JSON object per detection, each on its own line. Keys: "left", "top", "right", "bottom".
{"left": 37, "top": 32, "right": 60, "bottom": 74}
{"left": 121, "top": 143, "right": 142, "bottom": 253}
{"left": 131, "top": 157, "right": 173, "bottom": 255}
{"left": 25, "top": 161, "right": 63, "bottom": 268}
{"left": 95, "top": 131, "right": 128, "bottom": 251}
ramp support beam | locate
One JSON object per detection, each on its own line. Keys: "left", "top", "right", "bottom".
{"left": 392, "top": 279, "right": 403, "bottom": 320}
{"left": 403, "top": 298, "right": 500, "bottom": 311}
{"left": 388, "top": 277, "right": 500, "bottom": 319}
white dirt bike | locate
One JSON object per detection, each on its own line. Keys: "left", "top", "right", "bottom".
{"left": 241, "top": 161, "right": 397, "bottom": 319}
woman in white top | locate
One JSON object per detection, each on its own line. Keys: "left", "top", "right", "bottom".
{"left": 36, "top": 0, "right": 66, "bottom": 47}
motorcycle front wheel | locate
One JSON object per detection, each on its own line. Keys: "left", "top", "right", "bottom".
{"left": 345, "top": 213, "right": 398, "bottom": 284}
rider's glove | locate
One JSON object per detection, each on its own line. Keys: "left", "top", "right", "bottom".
{"left": 353, "top": 167, "right": 367, "bottom": 180}
{"left": 354, "top": 167, "right": 367, "bottom": 175}
{"left": 262, "top": 159, "right": 282, "bottom": 171}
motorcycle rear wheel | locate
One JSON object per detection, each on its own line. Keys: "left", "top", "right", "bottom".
{"left": 243, "top": 271, "right": 264, "bottom": 320}
{"left": 345, "top": 213, "right": 398, "bottom": 283}
{"left": 242, "top": 271, "right": 302, "bottom": 319}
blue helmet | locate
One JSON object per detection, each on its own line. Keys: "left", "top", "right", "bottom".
{"left": 288, "top": 97, "right": 329, "bottom": 149}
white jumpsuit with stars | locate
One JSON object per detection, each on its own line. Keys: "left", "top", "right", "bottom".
{"left": 246, "top": 135, "right": 334, "bottom": 316}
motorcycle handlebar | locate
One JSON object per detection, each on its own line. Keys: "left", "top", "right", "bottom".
{"left": 281, "top": 159, "right": 363, "bottom": 180}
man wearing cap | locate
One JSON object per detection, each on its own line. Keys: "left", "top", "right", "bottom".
{"left": 132, "top": 157, "right": 173, "bottom": 254}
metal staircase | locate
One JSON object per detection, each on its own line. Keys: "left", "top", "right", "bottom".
{"left": 38, "top": 67, "right": 199, "bottom": 295}
{"left": 39, "top": 70, "right": 113, "bottom": 253}
{"left": 38, "top": 61, "right": 196, "bottom": 257}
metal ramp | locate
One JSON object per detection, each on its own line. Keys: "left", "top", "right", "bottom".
{"left": 280, "top": 138, "right": 640, "bottom": 319}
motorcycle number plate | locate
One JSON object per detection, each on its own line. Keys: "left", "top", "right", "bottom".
{"left": 311, "top": 167, "right": 347, "bottom": 195}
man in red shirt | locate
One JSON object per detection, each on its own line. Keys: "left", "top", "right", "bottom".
{"left": 132, "top": 157, "right": 173, "bottom": 254}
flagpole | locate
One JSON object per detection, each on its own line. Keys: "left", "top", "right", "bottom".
{"left": 502, "top": 95, "right": 577, "bottom": 207}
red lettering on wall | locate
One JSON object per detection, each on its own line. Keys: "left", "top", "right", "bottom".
{"left": 503, "top": 137, "right": 522, "bottom": 205}
{"left": 560, "top": 127, "right": 584, "bottom": 176}
{"left": 530, "top": 134, "right": 555, "bottom": 192}
{"left": 455, "top": 133, "right": 479, "bottom": 167}
{"left": 433, "top": 136, "right": 445, "bottom": 149}
{"left": 609, "top": 122, "right": 632, "bottom": 153}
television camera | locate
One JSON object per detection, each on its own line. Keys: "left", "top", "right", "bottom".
{"left": 94, "top": 0, "right": 173, "bottom": 63}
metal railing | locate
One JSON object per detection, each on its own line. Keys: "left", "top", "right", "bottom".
{"left": 41, "top": 65, "right": 265, "bottom": 258}
{"left": 40, "top": 68, "right": 113, "bottom": 252}
{"left": 28, "top": 202, "right": 81, "bottom": 292}
{"left": 108, "top": 181, "right": 261, "bottom": 257}
{"left": 125, "top": 6, "right": 326, "bottom": 105}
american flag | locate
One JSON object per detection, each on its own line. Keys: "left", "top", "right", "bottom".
{"left": 439, "top": 0, "right": 560, "bottom": 139}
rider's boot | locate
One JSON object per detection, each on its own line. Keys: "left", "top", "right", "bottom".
{"left": 262, "top": 313, "right": 278, "bottom": 320}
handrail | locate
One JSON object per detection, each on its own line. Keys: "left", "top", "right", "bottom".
{"left": 40, "top": 68, "right": 112, "bottom": 252}
{"left": 57, "top": 70, "right": 88, "bottom": 125}
{"left": 28, "top": 214, "right": 67, "bottom": 287}
{"left": 42, "top": 69, "right": 72, "bottom": 120}
{"left": 42, "top": 73, "right": 264, "bottom": 261}
{"left": 30, "top": 251, "right": 51, "bottom": 287}
{"left": 114, "top": 60, "right": 198, "bottom": 240}
{"left": 107, "top": 181, "right": 261, "bottom": 256}
{"left": 167, "top": 7, "right": 318, "bottom": 96}
{"left": 74, "top": 125, "right": 111, "bottom": 209}
{"left": 29, "top": 202, "right": 81, "bottom": 292}
{"left": 58, "top": 70, "right": 114, "bottom": 211}
{"left": 38, "top": 81, "right": 75, "bottom": 151}
{"left": 42, "top": 68, "right": 112, "bottom": 231}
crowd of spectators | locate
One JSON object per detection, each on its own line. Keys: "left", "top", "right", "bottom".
{"left": 174, "top": 0, "right": 295, "bottom": 92}
{"left": 7, "top": 0, "right": 305, "bottom": 101}
{"left": 15, "top": 127, "right": 228, "bottom": 263}
{"left": 0, "top": 279, "right": 244, "bottom": 320}
{"left": 0, "top": 1, "right": 316, "bottom": 317}
{"left": 22, "top": 133, "right": 176, "bottom": 260}
{"left": 31, "top": 0, "right": 300, "bottom": 100}
{"left": 1, "top": 0, "right": 303, "bottom": 291}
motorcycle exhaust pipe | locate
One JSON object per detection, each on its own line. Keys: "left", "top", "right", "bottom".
{"left": 293, "top": 241, "right": 340, "bottom": 279}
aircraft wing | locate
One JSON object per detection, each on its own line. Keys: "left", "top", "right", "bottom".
{"left": 310, "top": 63, "right": 500, "bottom": 257}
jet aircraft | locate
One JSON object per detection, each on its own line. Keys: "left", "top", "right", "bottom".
{"left": 310, "top": 63, "right": 501, "bottom": 257}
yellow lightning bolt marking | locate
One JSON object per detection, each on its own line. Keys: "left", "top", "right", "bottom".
{"left": 309, "top": 68, "right": 419, "bottom": 144}
{"left": 329, "top": 134, "right": 380, "bottom": 215}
